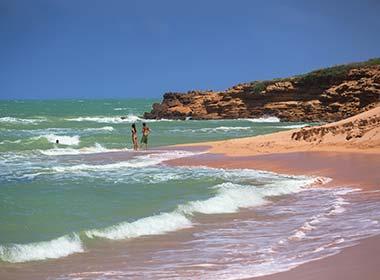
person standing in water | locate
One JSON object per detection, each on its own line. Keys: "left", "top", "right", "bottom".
{"left": 131, "top": 123, "right": 139, "bottom": 151}
{"left": 141, "top": 122, "right": 151, "bottom": 150}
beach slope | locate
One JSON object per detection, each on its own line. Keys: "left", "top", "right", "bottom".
{"left": 171, "top": 106, "right": 380, "bottom": 279}
{"left": 179, "top": 105, "right": 380, "bottom": 156}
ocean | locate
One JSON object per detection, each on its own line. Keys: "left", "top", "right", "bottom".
{"left": 0, "top": 99, "right": 379, "bottom": 279}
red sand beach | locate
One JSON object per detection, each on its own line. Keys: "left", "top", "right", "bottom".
{"left": 168, "top": 106, "right": 380, "bottom": 279}
{"left": 168, "top": 151, "right": 380, "bottom": 279}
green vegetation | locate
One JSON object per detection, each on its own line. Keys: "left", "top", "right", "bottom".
{"left": 296, "top": 57, "right": 380, "bottom": 87}
{"left": 245, "top": 58, "right": 380, "bottom": 93}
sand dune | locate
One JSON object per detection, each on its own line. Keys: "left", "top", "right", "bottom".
{"left": 181, "top": 106, "right": 380, "bottom": 156}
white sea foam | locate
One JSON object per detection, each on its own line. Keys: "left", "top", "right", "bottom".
{"left": 34, "top": 134, "right": 80, "bottom": 146}
{"left": 240, "top": 116, "right": 280, "bottom": 123}
{"left": 190, "top": 177, "right": 320, "bottom": 216}
{"left": 328, "top": 197, "right": 349, "bottom": 215}
{"left": 170, "top": 126, "right": 252, "bottom": 134}
{"left": 179, "top": 182, "right": 268, "bottom": 214}
{"left": 0, "top": 117, "right": 46, "bottom": 125}
{"left": 85, "top": 212, "right": 192, "bottom": 240}
{"left": 0, "top": 234, "right": 83, "bottom": 263}
{"left": 66, "top": 116, "right": 128, "bottom": 123}
{"left": 278, "top": 124, "right": 309, "bottom": 129}
{"left": 289, "top": 188, "right": 352, "bottom": 241}
{"left": 113, "top": 107, "right": 128, "bottom": 111}
{"left": 0, "top": 139, "right": 22, "bottom": 145}
{"left": 84, "top": 126, "right": 114, "bottom": 132}
{"left": 86, "top": 176, "right": 318, "bottom": 241}
{"left": 48, "top": 150, "right": 197, "bottom": 172}
{"left": 39, "top": 143, "right": 126, "bottom": 156}
{"left": 199, "top": 126, "right": 251, "bottom": 132}
{"left": 65, "top": 115, "right": 172, "bottom": 123}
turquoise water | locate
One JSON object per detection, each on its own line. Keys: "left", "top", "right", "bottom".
{"left": 1, "top": 99, "right": 379, "bottom": 279}
{"left": 0, "top": 99, "right": 308, "bottom": 152}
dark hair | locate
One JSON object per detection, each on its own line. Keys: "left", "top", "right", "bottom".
{"left": 142, "top": 122, "right": 146, "bottom": 127}
{"left": 132, "top": 123, "right": 136, "bottom": 131}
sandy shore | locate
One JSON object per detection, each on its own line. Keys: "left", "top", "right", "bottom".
{"left": 251, "top": 234, "right": 380, "bottom": 280}
{"left": 168, "top": 151, "right": 380, "bottom": 279}
{"left": 177, "top": 106, "right": 380, "bottom": 157}
{"left": 169, "top": 151, "right": 380, "bottom": 190}
{"left": 168, "top": 106, "right": 380, "bottom": 279}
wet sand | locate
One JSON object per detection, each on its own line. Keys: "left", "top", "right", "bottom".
{"left": 168, "top": 151, "right": 380, "bottom": 191}
{"left": 168, "top": 150, "right": 380, "bottom": 279}
{"left": 253, "top": 235, "right": 380, "bottom": 280}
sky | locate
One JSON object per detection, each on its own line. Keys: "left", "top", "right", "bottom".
{"left": 0, "top": 0, "right": 379, "bottom": 99}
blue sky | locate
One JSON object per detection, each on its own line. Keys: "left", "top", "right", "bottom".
{"left": 1, "top": 0, "right": 379, "bottom": 99}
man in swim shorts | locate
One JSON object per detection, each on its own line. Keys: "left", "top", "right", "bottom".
{"left": 141, "top": 122, "right": 151, "bottom": 150}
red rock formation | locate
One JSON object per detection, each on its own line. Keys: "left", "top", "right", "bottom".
{"left": 144, "top": 60, "right": 380, "bottom": 122}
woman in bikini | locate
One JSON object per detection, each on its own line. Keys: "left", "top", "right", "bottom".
{"left": 131, "top": 123, "right": 138, "bottom": 150}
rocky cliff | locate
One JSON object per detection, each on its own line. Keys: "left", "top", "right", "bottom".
{"left": 144, "top": 58, "right": 380, "bottom": 122}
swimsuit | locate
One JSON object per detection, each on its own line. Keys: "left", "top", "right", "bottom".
{"left": 141, "top": 127, "right": 149, "bottom": 144}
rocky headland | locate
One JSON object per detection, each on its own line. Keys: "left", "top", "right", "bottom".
{"left": 144, "top": 58, "right": 380, "bottom": 122}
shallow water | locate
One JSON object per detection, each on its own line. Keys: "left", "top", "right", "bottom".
{"left": 0, "top": 99, "right": 379, "bottom": 279}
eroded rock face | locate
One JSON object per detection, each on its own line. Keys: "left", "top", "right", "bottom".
{"left": 144, "top": 65, "right": 380, "bottom": 122}
{"left": 291, "top": 113, "right": 380, "bottom": 143}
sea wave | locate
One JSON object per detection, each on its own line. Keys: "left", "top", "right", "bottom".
{"left": 47, "top": 150, "right": 198, "bottom": 173}
{"left": 179, "top": 182, "right": 268, "bottom": 214}
{"left": 288, "top": 188, "right": 355, "bottom": 241}
{"left": 85, "top": 212, "right": 192, "bottom": 240}
{"left": 85, "top": 177, "right": 322, "bottom": 241}
{"left": 278, "top": 124, "right": 309, "bottom": 129}
{"left": 168, "top": 126, "right": 252, "bottom": 134}
{"left": 66, "top": 116, "right": 129, "bottom": 123}
{"left": 200, "top": 126, "right": 251, "bottom": 132}
{"left": 0, "top": 169, "right": 330, "bottom": 263}
{"left": 240, "top": 116, "right": 281, "bottom": 123}
{"left": 197, "top": 126, "right": 251, "bottom": 133}
{"left": 65, "top": 115, "right": 172, "bottom": 123}
{"left": 0, "top": 117, "right": 46, "bottom": 125}
{"left": 33, "top": 134, "right": 80, "bottom": 146}
{"left": 83, "top": 126, "right": 114, "bottom": 132}
{"left": 0, "top": 139, "right": 22, "bottom": 145}
{"left": 0, "top": 234, "right": 83, "bottom": 263}
{"left": 39, "top": 143, "right": 126, "bottom": 156}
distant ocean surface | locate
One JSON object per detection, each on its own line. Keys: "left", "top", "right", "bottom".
{"left": 1, "top": 99, "right": 379, "bottom": 279}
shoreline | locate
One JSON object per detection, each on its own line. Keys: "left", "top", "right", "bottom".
{"left": 1, "top": 146, "right": 379, "bottom": 279}
{"left": 167, "top": 106, "right": 380, "bottom": 279}
{"left": 175, "top": 105, "right": 380, "bottom": 158}
{"left": 167, "top": 149, "right": 380, "bottom": 279}
{"left": 167, "top": 150, "right": 380, "bottom": 191}
{"left": 251, "top": 234, "right": 380, "bottom": 280}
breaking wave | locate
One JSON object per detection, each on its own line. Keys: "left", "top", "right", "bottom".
{"left": 0, "top": 117, "right": 46, "bottom": 125}
{"left": 0, "top": 139, "right": 22, "bottom": 145}
{"left": 39, "top": 143, "right": 126, "bottom": 156}
{"left": 240, "top": 116, "right": 281, "bottom": 123}
{"left": 0, "top": 234, "right": 83, "bottom": 263}
{"left": 34, "top": 134, "right": 80, "bottom": 146}
{"left": 278, "top": 124, "right": 309, "bottom": 129}
{"left": 47, "top": 150, "right": 199, "bottom": 173}
{"left": 0, "top": 169, "right": 332, "bottom": 263}
{"left": 85, "top": 212, "right": 192, "bottom": 240}
{"left": 65, "top": 115, "right": 172, "bottom": 124}
{"left": 85, "top": 177, "right": 321, "bottom": 240}
{"left": 84, "top": 126, "right": 114, "bottom": 132}
{"left": 198, "top": 126, "right": 251, "bottom": 132}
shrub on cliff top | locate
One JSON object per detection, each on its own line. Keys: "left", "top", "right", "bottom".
{"left": 296, "top": 57, "right": 380, "bottom": 87}
{"left": 242, "top": 58, "right": 380, "bottom": 94}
